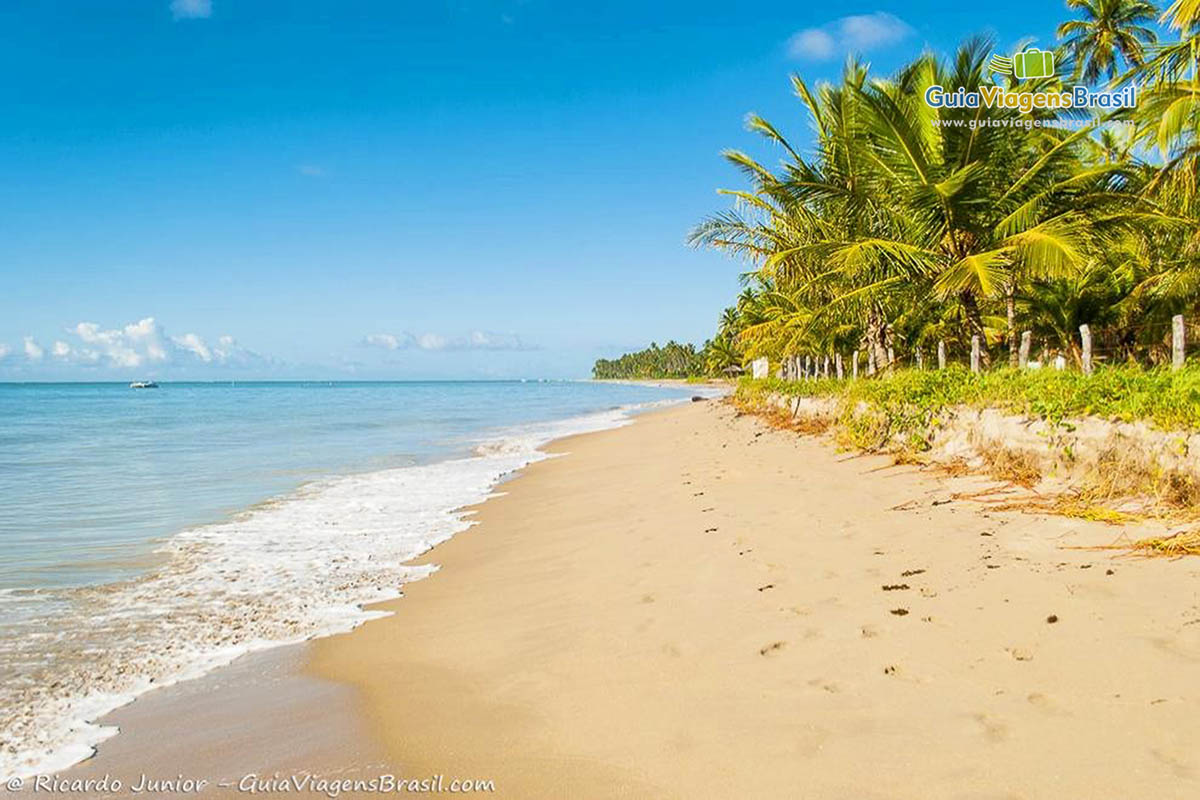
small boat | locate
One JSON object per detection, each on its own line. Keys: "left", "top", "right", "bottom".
{"left": 129, "top": 381, "right": 159, "bottom": 389}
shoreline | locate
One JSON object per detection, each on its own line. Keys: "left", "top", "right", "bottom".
{"left": 308, "top": 400, "right": 1200, "bottom": 798}
{"left": 5, "top": 388, "right": 692, "bottom": 782}
{"left": 29, "top": 397, "right": 1200, "bottom": 798}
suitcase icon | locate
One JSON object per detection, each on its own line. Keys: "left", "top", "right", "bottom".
{"left": 1013, "top": 48, "right": 1055, "bottom": 79}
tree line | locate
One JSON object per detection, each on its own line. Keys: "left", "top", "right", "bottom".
{"left": 691, "top": 0, "right": 1200, "bottom": 375}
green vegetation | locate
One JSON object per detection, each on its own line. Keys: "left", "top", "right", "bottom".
{"left": 691, "top": 1, "right": 1200, "bottom": 379}
{"left": 592, "top": 341, "right": 707, "bottom": 379}
{"left": 737, "top": 366, "right": 1200, "bottom": 440}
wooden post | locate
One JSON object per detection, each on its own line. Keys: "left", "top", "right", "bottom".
{"left": 1018, "top": 331, "right": 1032, "bottom": 369}
{"left": 915, "top": 348, "right": 924, "bottom": 371}
{"left": 1080, "top": 324, "right": 1093, "bottom": 375}
{"left": 886, "top": 346, "right": 895, "bottom": 373}
{"left": 852, "top": 350, "right": 859, "bottom": 380}
{"left": 1055, "top": 354, "right": 1066, "bottom": 371}
{"left": 823, "top": 355, "right": 830, "bottom": 378}
{"left": 970, "top": 336, "right": 981, "bottom": 374}
{"left": 937, "top": 340, "right": 946, "bottom": 370}
{"left": 1173, "top": 314, "right": 1185, "bottom": 371}
{"left": 835, "top": 353, "right": 844, "bottom": 380}
{"left": 868, "top": 347, "right": 877, "bottom": 376}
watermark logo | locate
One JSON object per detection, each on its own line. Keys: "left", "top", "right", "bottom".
{"left": 988, "top": 48, "right": 1056, "bottom": 80}
{"left": 924, "top": 44, "right": 1135, "bottom": 112}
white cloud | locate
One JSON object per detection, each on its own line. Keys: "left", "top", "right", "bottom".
{"left": 364, "top": 333, "right": 410, "bottom": 351}
{"left": 0, "top": 343, "right": 10, "bottom": 360}
{"left": 787, "top": 13, "right": 913, "bottom": 61}
{"left": 17, "top": 317, "right": 272, "bottom": 371}
{"left": 170, "top": 0, "right": 211, "bottom": 20}
{"left": 23, "top": 337, "right": 44, "bottom": 362}
{"left": 789, "top": 29, "right": 836, "bottom": 61}
{"left": 172, "top": 332, "right": 212, "bottom": 362}
{"left": 364, "top": 330, "right": 534, "bottom": 352}
{"left": 73, "top": 317, "right": 168, "bottom": 368}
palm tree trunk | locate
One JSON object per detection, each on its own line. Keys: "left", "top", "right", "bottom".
{"left": 960, "top": 290, "right": 991, "bottom": 367}
{"left": 865, "top": 310, "right": 890, "bottom": 375}
{"left": 1006, "top": 289, "right": 1018, "bottom": 369}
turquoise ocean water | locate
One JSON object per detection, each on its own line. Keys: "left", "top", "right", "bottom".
{"left": 0, "top": 380, "right": 692, "bottom": 778}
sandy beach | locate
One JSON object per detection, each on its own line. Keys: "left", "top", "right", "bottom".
{"left": 37, "top": 397, "right": 1200, "bottom": 799}
{"left": 305, "top": 399, "right": 1200, "bottom": 799}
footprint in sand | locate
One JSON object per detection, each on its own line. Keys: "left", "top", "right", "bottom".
{"left": 861, "top": 624, "right": 880, "bottom": 638}
{"left": 1027, "top": 692, "right": 1070, "bottom": 717}
{"left": 971, "top": 713, "right": 1009, "bottom": 743}
{"left": 1152, "top": 748, "right": 1196, "bottom": 779}
{"left": 807, "top": 678, "right": 842, "bottom": 694}
{"left": 1007, "top": 646, "right": 1034, "bottom": 662}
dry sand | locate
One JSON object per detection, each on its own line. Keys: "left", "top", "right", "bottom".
{"left": 309, "top": 400, "right": 1200, "bottom": 799}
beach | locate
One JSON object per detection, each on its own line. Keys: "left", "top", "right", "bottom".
{"left": 37, "top": 397, "right": 1200, "bottom": 798}
{"left": 306, "top": 399, "right": 1200, "bottom": 799}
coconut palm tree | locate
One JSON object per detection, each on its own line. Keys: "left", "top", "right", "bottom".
{"left": 847, "top": 39, "right": 1126, "bottom": 366}
{"left": 1057, "top": 0, "right": 1159, "bottom": 84}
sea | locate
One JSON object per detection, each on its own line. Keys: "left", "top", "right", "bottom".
{"left": 0, "top": 380, "right": 695, "bottom": 778}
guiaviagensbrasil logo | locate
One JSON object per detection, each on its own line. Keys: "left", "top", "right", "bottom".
{"left": 987, "top": 47, "right": 1055, "bottom": 81}
{"left": 924, "top": 44, "right": 1136, "bottom": 113}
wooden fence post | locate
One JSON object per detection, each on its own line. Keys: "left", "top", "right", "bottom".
{"left": 937, "top": 340, "right": 946, "bottom": 370}
{"left": 823, "top": 355, "right": 830, "bottom": 378}
{"left": 852, "top": 350, "right": 860, "bottom": 380}
{"left": 887, "top": 346, "right": 895, "bottom": 373}
{"left": 916, "top": 348, "right": 924, "bottom": 371}
{"left": 1018, "top": 331, "right": 1032, "bottom": 369}
{"left": 1173, "top": 314, "right": 1185, "bottom": 371}
{"left": 868, "top": 348, "right": 877, "bottom": 376}
{"left": 970, "top": 336, "right": 981, "bottom": 374}
{"left": 835, "top": 353, "right": 844, "bottom": 380}
{"left": 1080, "top": 324, "right": 1093, "bottom": 375}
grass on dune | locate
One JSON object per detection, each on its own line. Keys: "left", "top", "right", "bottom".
{"left": 740, "top": 365, "right": 1200, "bottom": 432}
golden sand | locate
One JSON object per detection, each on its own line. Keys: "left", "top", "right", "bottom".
{"left": 310, "top": 401, "right": 1200, "bottom": 799}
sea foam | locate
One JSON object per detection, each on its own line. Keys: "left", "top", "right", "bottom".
{"left": 0, "top": 400, "right": 676, "bottom": 779}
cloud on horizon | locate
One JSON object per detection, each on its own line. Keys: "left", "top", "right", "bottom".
{"left": 787, "top": 12, "right": 913, "bottom": 61}
{"left": 364, "top": 330, "right": 536, "bottom": 353}
{"left": 11, "top": 317, "right": 269, "bottom": 372}
{"left": 23, "top": 337, "right": 44, "bottom": 362}
{"left": 170, "top": 0, "right": 211, "bottom": 20}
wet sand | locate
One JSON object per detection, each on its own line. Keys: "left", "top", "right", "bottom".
{"left": 36, "top": 399, "right": 1200, "bottom": 799}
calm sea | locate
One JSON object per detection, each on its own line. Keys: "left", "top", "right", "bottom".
{"left": 0, "top": 380, "right": 693, "bottom": 778}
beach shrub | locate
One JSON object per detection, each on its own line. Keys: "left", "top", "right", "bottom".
{"left": 737, "top": 366, "right": 1200, "bottom": 433}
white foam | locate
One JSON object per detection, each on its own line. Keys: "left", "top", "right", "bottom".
{"left": 0, "top": 400, "right": 678, "bottom": 779}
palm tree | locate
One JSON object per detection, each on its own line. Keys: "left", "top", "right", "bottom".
{"left": 1057, "top": 0, "right": 1158, "bottom": 84}
{"left": 694, "top": 40, "right": 1139, "bottom": 370}
{"left": 849, "top": 39, "right": 1126, "bottom": 366}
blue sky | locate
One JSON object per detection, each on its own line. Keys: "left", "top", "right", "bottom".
{"left": 1, "top": 1, "right": 1081, "bottom": 379}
